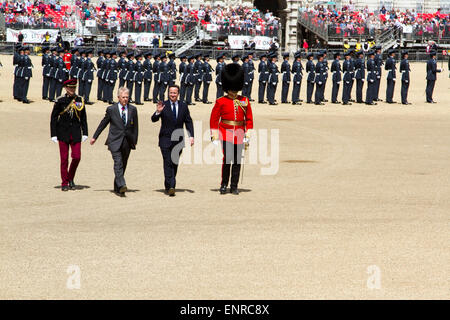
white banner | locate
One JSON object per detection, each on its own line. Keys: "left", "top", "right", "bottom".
{"left": 118, "top": 32, "right": 164, "bottom": 47}
{"left": 85, "top": 20, "right": 96, "bottom": 28}
{"left": 6, "top": 29, "right": 59, "bottom": 43}
{"left": 402, "top": 25, "right": 413, "bottom": 34}
{"left": 228, "top": 35, "right": 273, "bottom": 50}
{"left": 206, "top": 24, "right": 218, "bottom": 32}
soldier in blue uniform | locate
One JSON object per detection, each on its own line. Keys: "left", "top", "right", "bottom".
{"left": 281, "top": 52, "right": 291, "bottom": 104}
{"left": 126, "top": 52, "right": 135, "bottom": 102}
{"left": 118, "top": 50, "right": 127, "bottom": 88}
{"left": 426, "top": 51, "right": 441, "bottom": 103}
{"left": 342, "top": 51, "right": 354, "bottom": 105}
{"left": 53, "top": 47, "right": 68, "bottom": 102}
{"left": 247, "top": 52, "right": 255, "bottom": 101}
{"left": 42, "top": 47, "right": 51, "bottom": 100}
{"left": 267, "top": 54, "right": 279, "bottom": 105}
{"left": 385, "top": 49, "right": 397, "bottom": 104}
{"left": 105, "top": 50, "right": 118, "bottom": 104}
{"left": 47, "top": 47, "right": 58, "bottom": 102}
{"left": 143, "top": 51, "right": 153, "bottom": 101}
{"left": 215, "top": 54, "right": 225, "bottom": 99}
{"left": 13, "top": 45, "right": 22, "bottom": 100}
{"left": 133, "top": 53, "right": 144, "bottom": 105}
{"left": 178, "top": 54, "right": 187, "bottom": 102}
{"left": 167, "top": 52, "right": 177, "bottom": 89}
{"left": 291, "top": 51, "right": 303, "bottom": 105}
{"left": 320, "top": 49, "right": 329, "bottom": 102}
{"left": 158, "top": 54, "right": 170, "bottom": 102}
{"left": 152, "top": 54, "right": 161, "bottom": 103}
{"left": 101, "top": 50, "right": 111, "bottom": 102}
{"left": 355, "top": 51, "right": 365, "bottom": 103}
{"left": 81, "top": 48, "right": 94, "bottom": 104}
{"left": 314, "top": 53, "right": 325, "bottom": 105}
{"left": 202, "top": 54, "right": 213, "bottom": 103}
{"left": 349, "top": 50, "right": 356, "bottom": 102}
{"left": 400, "top": 50, "right": 411, "bottom": 105}
{"left": 365, "top": 50, "right": 377, "bottom": 105}
{"left": 257, "top": 53, "right": 268, "bottom": 103}
{"left": 331, "top": 52, "right": 341, "bottom": 104}
{"left": 374, "top": 46, "right": 383, "bottom": 101}
{"left": 69, "top": 48, "right": 80, "bottom": 80}
{"left": 232, "top": 54, "right": 240, "bottom": 64}
{"left": 77, "top": 49, "right": 86, "bottom": 98}
{"left": 242, "top": 54, "right": 250, "bottom": 99}
{"left": 194, "top": 53, "right": 203, "bottom": 101}
{"left": 96, "top": 49, "right": 105, "bottom": 101}
{"left": 19, "top": 46, "right": 33, "bottom": 103}
{"left": 185, "top": 55, "right": 196, "bottom": 105}
{"left": 305, "top": 52, "right": 315, "bottom": 104}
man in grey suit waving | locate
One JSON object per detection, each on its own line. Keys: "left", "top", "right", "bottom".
{"left": 91, "top": 87, "right": 139, "bottom": 196}
{"left": 152, "top": 85, "right": 194, "bottom": 196}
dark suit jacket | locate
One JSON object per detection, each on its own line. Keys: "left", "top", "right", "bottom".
{"left": 151, "top": 100, "right": 194, "bottom": 149}
{"left": 93, "top": 103, "right": 138, "bottom": 152}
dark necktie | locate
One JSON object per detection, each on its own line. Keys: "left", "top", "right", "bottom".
{"left": 172, "top": 102, "right": 177, "bottom": 121}
{"left": 121, "top": 106, "right": 126, "bottom": 125}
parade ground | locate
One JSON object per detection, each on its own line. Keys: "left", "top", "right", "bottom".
{"left": 1, "top": 55, "right": 449, "bottom": 299}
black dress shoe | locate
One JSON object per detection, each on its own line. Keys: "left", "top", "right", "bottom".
{"left": 323, "top": 99, "right": 329, "bottom": 102}
{"left": 258, "top": 101, "right": 266, "bottom": 104}
{"left": 250, "top": 99, "right": 255, "bottom": 102}
{"left": 292, "top": 102, "right": 302, "bottom": 105}
{"left": 402, "top": 102, "right": 411, "bottom": 105}
{"left": 269, "top": 103, "right": 278, "bottom": 105}
{"left": 365, "top": 102, "right": 377, "bottom": 105}
{"left": 315, "top": 102, "right": 325, "bottom": 105}
{"left": 168, "top": 188, "right": 175, "bottom": 197}
{"left": 188, "top": 103, "right": 196, "bottom": 106}
{"left": 22, "top": 99, "right": 31, "bottom": 104}
{"left": 219, "top": 185, "right": 227, "bottom": 194}
{"left": 85, "top": 101, "right": 94, "bottom": 105}
{"left": 61, "top": 185, "right": 69, "bottom": 192}
{"left": 144, "top": 99, "right": 151, "bottom": 101}
{"left": 119, "top": 185, "right": 127, "bottom": 195}
{"left": 195, "top": 99, "right": 201, "bottom": 102}
{"left": 342, "top": 102, "right": 352, "bottom": 105}
{"left": 386, "top": 101, "right": 396, "bottom": 104}
{"left": 349, "top": 99, "right": 355, "bottom": 102}
{"left": 331, "top": 101, "right": 340, "bottom": 104}
{"left": 69, "top": 180, "right": 76, "bottom": 190}
{"left": 42, "top": 97, "right": 48, "bottom": 100}
{"left": 203, "top": 101, "right": 212, "bottom": 104}
{"left": 136, "top": 102, "right": 144, "bottom": 105}
{"left": 108, "top": 101, "right": 114, "bottom": 104}
{"left": 230, "top": 187, "right": 239, "bottom": 195}
{"left": 299, "top": 99, "right": 304, "bottom": 102}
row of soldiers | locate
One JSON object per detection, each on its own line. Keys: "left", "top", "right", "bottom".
{"left": 13, "top": 45, "right": 33, "bottom": 103}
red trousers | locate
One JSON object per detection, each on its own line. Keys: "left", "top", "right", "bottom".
{"left": 58, "top": 139, "right": 81, "bottom": 186}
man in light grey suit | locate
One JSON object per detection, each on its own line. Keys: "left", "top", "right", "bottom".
{"left": 91, "top": 87, "right": 139, "bottom": 196}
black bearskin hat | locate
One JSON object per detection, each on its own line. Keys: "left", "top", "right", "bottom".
{"left": 221, "top": 63, "right": 244, "bottom": 92}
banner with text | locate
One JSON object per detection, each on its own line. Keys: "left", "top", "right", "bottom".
{"left": 118, "top": 32, "right": 164, "bottom": 47}
{"left": 228, "top": 35, "right": 273, "bottom": 50}
{"left": 6, "top": 29, "right": 59, "bottom": 43}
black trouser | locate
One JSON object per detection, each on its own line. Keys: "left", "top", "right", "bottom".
{"left": 194, "top": 79, "right": 202, "bottom": 100}
{"left": 13, "top": 74, "right": 18, "bottom": 98}
{"left": 55, "top": 80, "right": 63, "bottom": 98}
{"left": 342, "top": 81, "right": 351, "bottom": 104}
{"left": 331, "top": 81, "right": 339, "bottom": 102}
{"left": 292, "top": 82, "right": 301, "bottom": 103}
{"left": 78, "top": 78, "right": 84, "bottom": 97}
{"left": 143, "top": 79, "right": 152, "bottom": 100}
{"left": 97, "top": 78, "right": 104, "bottom": 100}
{"left": 386, "top": 79, "right": 395, "bottom": 103}
{"left": 119, "top": 78, "right": 126, "bottom": 88}
{"left": 306, "top": 81, "right": 314, "bottom": 103}
{"left": 159, "top": 82, "right": 167, "bottom": 102}
{"left": 185, "top": 84, "right": 194, "bottom": 104}
{"left": 180, "top": 82, "right": 186, "bottom": 103}
{"left": 356, "top": 79, "right": 364, "bottom": 102}
{"left": 43, "top": 75, "right": 50, "bottom": 99}
{"left": 135, "top": 81, "right": 142, "bottom": 104}
{"left": 216, "top": 83, "right": 224, "bottom": 99}
{"left": 281, "top": 81, "right": 289, "bottom": 103}
{"left": 153, "top": 80, "right": 160, "bottom": 103}
{"left": 247, "top": 80, "right": 253, "bottom": 100}
{"left": 258, "top": 81, "right": 266, "bottom": 102}
{"left": 315, "top": 82, "right": 324, "bottom": 104}
{"left": 83, "top": 80, "right": 92, "bottom": 102}
{"left": 202, "top": 81, "right": 210, "bottom": 102}
{"left": 19, "top": 78, "right": 30, "bottom": 100}
{"left": 127, "top": 80, "right": 134, "bottom": 101}
{"left": 365, "top": 80, "right": 375, "bottom": 104}
{"left": 321, "top": 78, "right": 327, "bottom": 101}
{"left": 49, "top": 78, "right": 57, "bottom": 101}
{"left": 107, "top": 80, "right": 116, "bottom": 103}
{"left": 267, "top": 83, "right": 277, "bottom": 104}
{"left": 426, "top": 80, "right": 435, "bottom": 102}
{"left": 160, "top": 145, "right": 182, "bottom": 191}
{"left": 401, "top": 81, "right": 409, "bottom": 104}
{"left": 375, "top": 77, "right": 381, "bottom": 100}
{"left": 111, "top": 138, "right": 131, "bottom": 192}
{"left": 221, "top": 141, "right": 244, "bottom": 189}
{"left": 349, "top": 79, "right": 354, "bottom": 100}
{"left": 242, "top": 84, "right": 250, "bottom": 99}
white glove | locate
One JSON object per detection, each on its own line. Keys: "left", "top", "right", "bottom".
{"left": 212, "top": 139, "right": 220, "bottom": 146}
{"left": 82, "top": 135, "right": 88, "bottom": 142}
{"left": 51, "top": 136, "right": 58, "bottom": 143}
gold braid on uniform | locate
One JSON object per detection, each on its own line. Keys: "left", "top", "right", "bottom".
{"left": 233, "top": 98, "right": 250, "bottom": 150}
{"left": 59, "top": 96, "right": 85, "bottom": 121}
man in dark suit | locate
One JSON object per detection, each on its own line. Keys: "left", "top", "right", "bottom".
{"left": 151, "top": 85, "right": 194, "bottom": 197}
{"left": 91, "top": 87, "right": 139, "bottom": 196}
{"left": 426, "top": 51, "right": 441, "bottom": 103}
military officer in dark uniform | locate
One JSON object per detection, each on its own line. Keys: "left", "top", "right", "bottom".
{"left": 355, "top": 51, "right": 365, "bottom": 103}
{"left": 314, "top": 53, "right": 325, "bottom": 105}
{"left": 96, "top": 49, "right": 105, "bottom": 101}
{"left": 105, "top": 50, "right": 119, "bottom": 104}
{"left": 291, "top": 51, "right": 303, "bottom": 105}
{"left": 321, "top": 50, "right": 329, "bottom": 102}
{"left": 331, "top": 52, "right": 341, "bottom": 104}
{"left": 232, "top": 54, "right": 240, "bottom": 64}
{"left": 152, "top": 54, "right": 161, "bottom": 103}
{"left": 19, "top": 46, "right": 33, "bottom": 103}
{"left": 215, "top": 54, "right": 225, "bottom": 99}
{"left": 342, "top": 51, "right": 354, "bottom": 105}
{"left": 53, "top": 47, "right": 68, "bottom": 101}
{"left": 126, "top": 52, "right": 135, "bottom": 102}
{"left": 69, "top": 47, "right": 80, "bottom": 80}
{"left": 47, "top": 47, "right": 58, "bottom": 102}
{"left": 349, "top": 50, "right": 356, "bottom": 102}
{"left": 374, "top": 45, "right": 383, "bottom": 101}
{"left": 267, "top": 54, "right": 279, "bottom": 105}
{"left": 42, "top": 46, "right": 51, "bottom": 100}
{"left": 134, "top": 53, "right": 144, "bottom": 105}
{"left": 167, "top": 52, "right": 177, "bottom": 88}
{"left": 143, "top": 51, "right": 153, "bottom": 101}
{"left": 258, "top": 53, "right": 268, "bottom": 103}
{"left": 305, "top": 52, "right": 315, "bottom": 104}
{"left": 385, "top": 49, "right": 397, "bottom": 104}
{"left": 426, "top": 51, "right": 441, "bottom": 103}
{"left": 81, "top": 48, "right": 95, "bottom": 105}
{"left": 202, "top": 54, "right": 213, "bottom": 103}
{"left": 50, "top": 79, "right": 88, "bottom": 191}
{"left": 194, "top": 53, "right": 203, "bottom": 102}
{"left": 365, "top": 50, "right": 377, "bottom": 105}
{"left": 242, "top": 54, "right": 250, "bottom": 99}
{"left": 158, "top": 54, "right": 170, "bottom": 102}
{"left": 281, "top": 52, "right": 291, "bottom": 104}
{"left": 185, "top": 55, "right": 195, "bottom": 105}
{"left": 246, "top": 52, "right": 255, "bottom": 101}
{"left": 118, "top": 50, "right": 128, "bottom": 88}
{"left": 400, "top": 50, "right": 411, "bottom": 105}
{"left": 77, "top": 49, "right": 87, "bottom": 98}
{"left": 13, "top": 45, "right": 22, "bottom": 100}
{"left": 178, "top": 54, "right": 187, "bottom": 103}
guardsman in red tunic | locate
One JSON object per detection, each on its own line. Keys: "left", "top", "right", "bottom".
{"left": 50, "top": 79, "right": 88, "bottom": 191}
{"left": 210, "top": 63, "right": 253, "bottom": 195}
